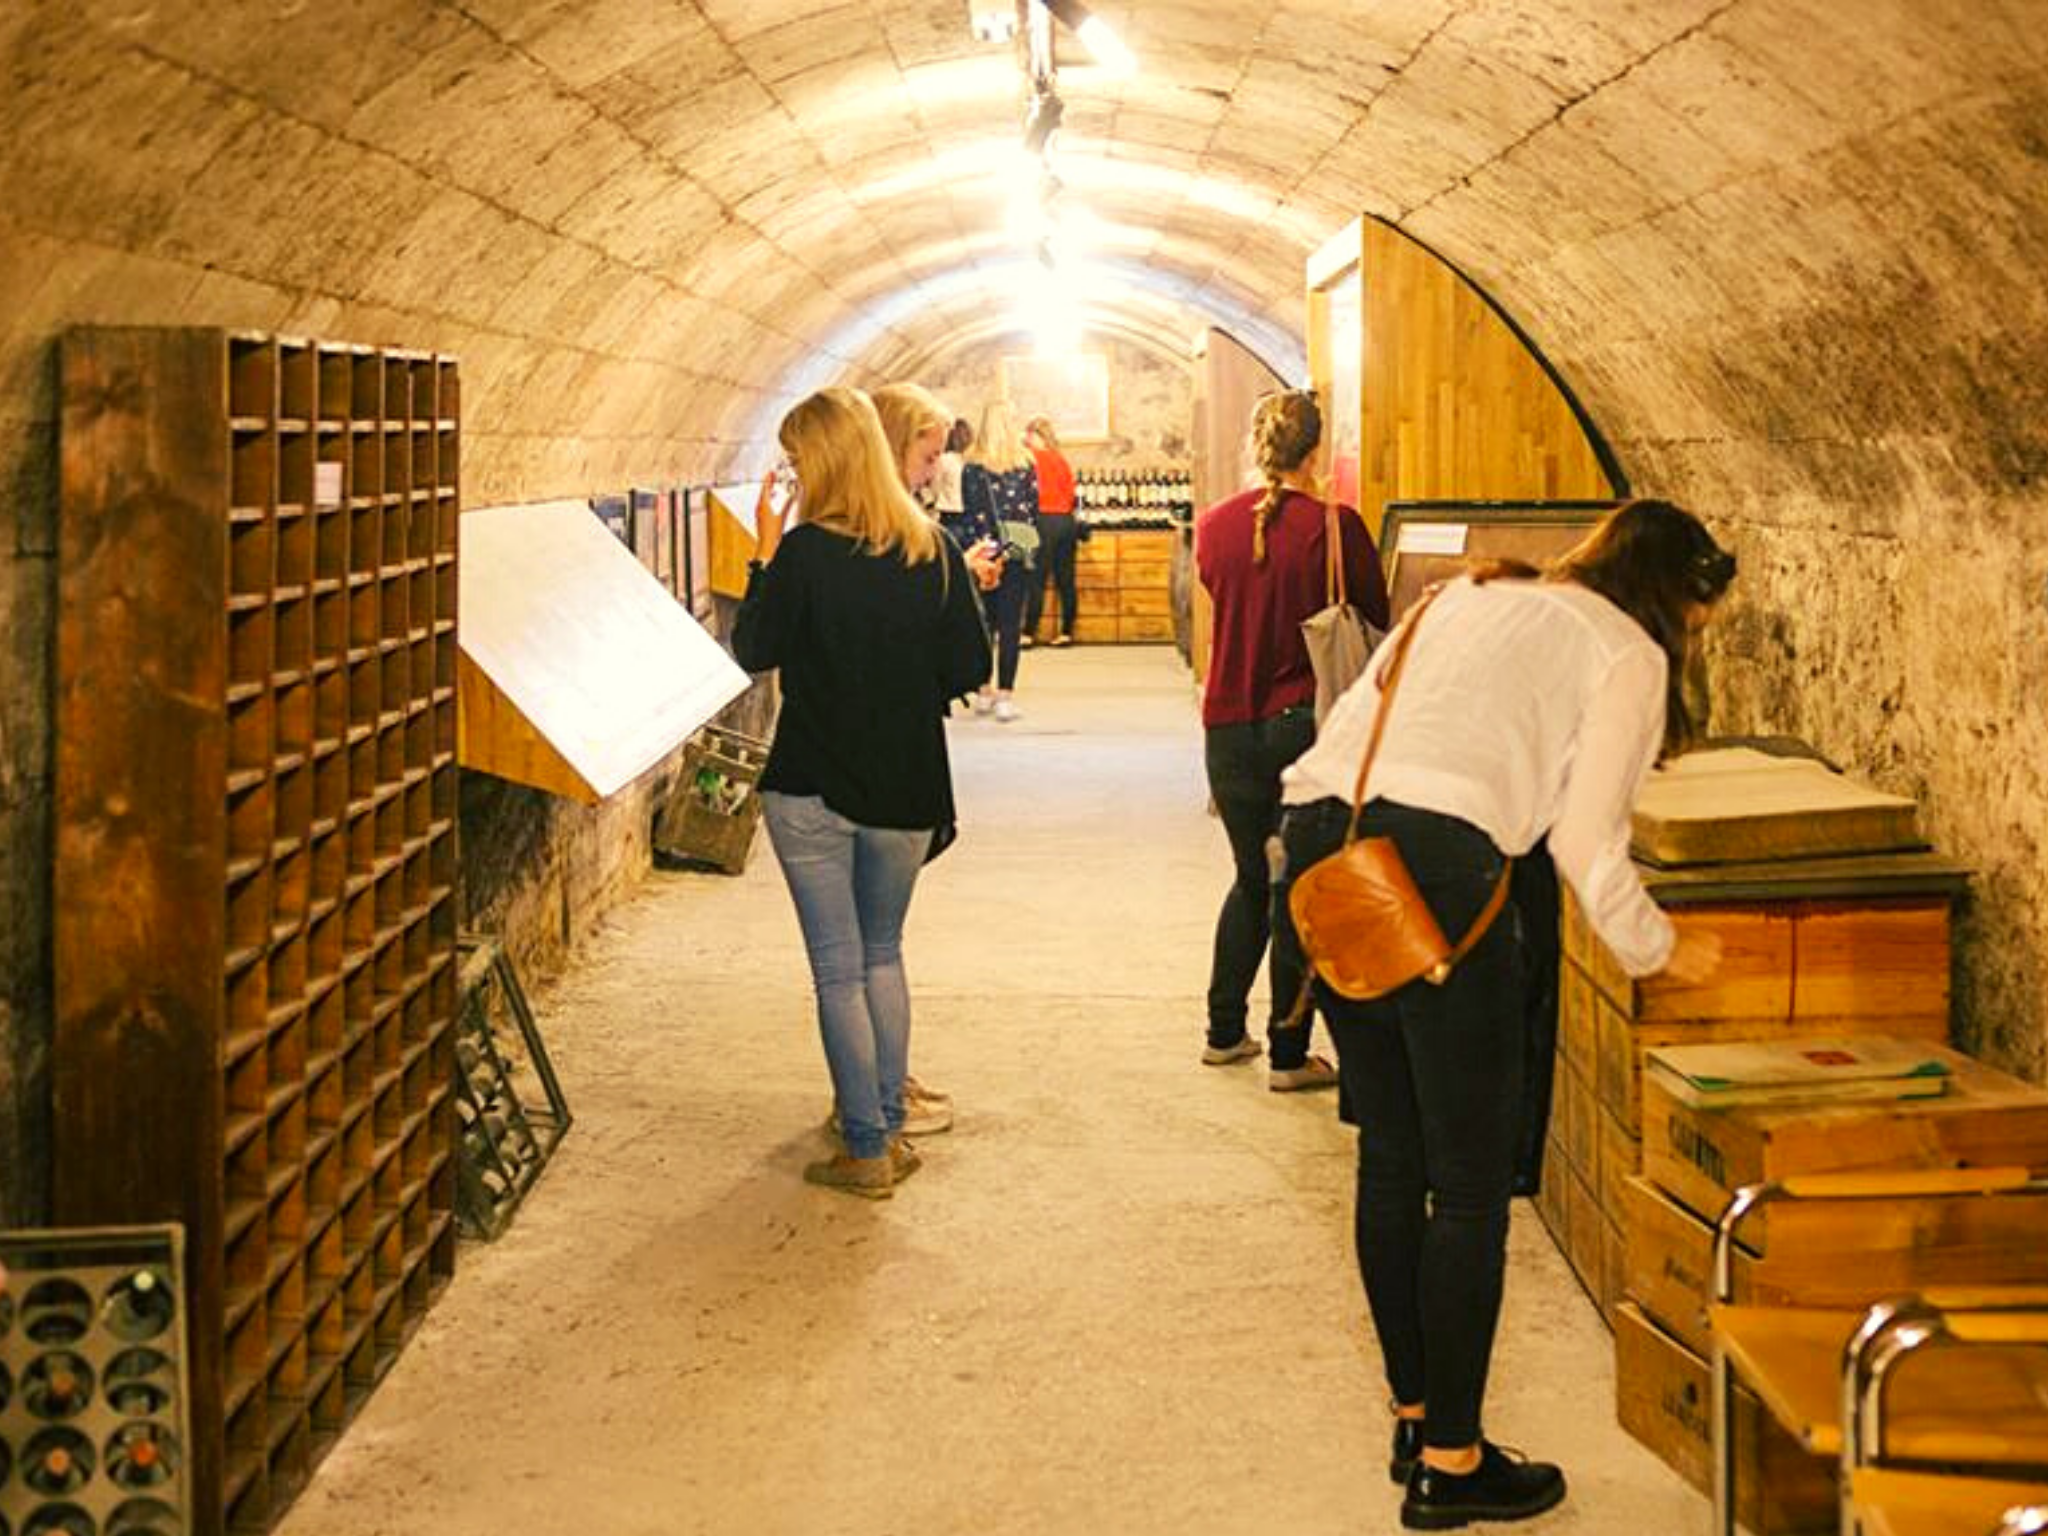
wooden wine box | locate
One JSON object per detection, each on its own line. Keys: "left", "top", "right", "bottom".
{"left": 1614, "top": 1300, "right": 1836, "bottom": 1534}
{"left": 1562, "top": 852, "right": 1966, "bottom": 1139}
{"left": 56, "top": 328, "right": 461, "bottom": 1535}
{"left": 1046, "top": 528, "right": 1175, "bottom": 643}
{"left": 1640, "top": 1044, "right": 2048, "bottom": 1239}
{"left": 1624, "top": 1168, "right": 2048, "bottom": 1360}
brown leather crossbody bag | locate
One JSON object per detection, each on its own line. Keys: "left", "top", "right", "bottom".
{"left": 1288, "top": 587, "right": 1511, "bottom": 1006}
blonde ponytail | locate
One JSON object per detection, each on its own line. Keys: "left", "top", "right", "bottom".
{"left": 1247, "top": 390, "right": 1322, "bottom": 564}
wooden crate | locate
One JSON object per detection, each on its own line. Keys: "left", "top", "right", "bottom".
{"left": 1614, "top": 1301, "right": 1835, "bottom": 1535}
{"left": 1568, "top": 881, "right": 1960, "bottom": 1136}
{"left": 1623, "top": 1173, "right": 2048, "bottom": 1359}
{"left": 1640, "top": 1045, "right": 2048, "bottom": 1236}
{"left": 57, "top": 328, "right": 460, "bottom": 1535}
{"left": 1596, "top": 1104, "right": 1640, "bottom": 1216}
{"left": 1039, "top": 527, "right": 1178, "bottom": 644}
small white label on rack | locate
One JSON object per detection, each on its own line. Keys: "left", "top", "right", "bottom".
{"left": 1398, "top": 522, "right": 1467, "bottom": 556}
{"left": 314, "top": 462, "right": 344, "bottom": 507}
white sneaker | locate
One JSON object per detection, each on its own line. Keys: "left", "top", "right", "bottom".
{"left": 972, "top": 694, "right": 995, "bottom": 717}
{"left": 994, "top": 700, "right": 1019, "bottom": 723}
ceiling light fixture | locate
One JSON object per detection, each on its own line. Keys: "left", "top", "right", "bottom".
{"left": 1041, "top": 0, "right": 1138, "bottom": 76}
{"left": 965, "top": 1, "right": 1016, "bottom": 44}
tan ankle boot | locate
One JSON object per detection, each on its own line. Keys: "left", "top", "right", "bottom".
{"left": 803, "top": 1152, "right": 893, "bottom": 1199}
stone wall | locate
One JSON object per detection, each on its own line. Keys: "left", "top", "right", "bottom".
{"left": 917, "top": 336, "right": 1195, "bottom": 473}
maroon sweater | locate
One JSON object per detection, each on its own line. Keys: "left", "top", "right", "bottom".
{"left": 1196, "top": 487, "right": 1389, "bottom": 727}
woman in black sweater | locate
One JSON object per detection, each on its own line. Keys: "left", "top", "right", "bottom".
{"left": 732, "top": 387, "right": 991, "bottom": 1198}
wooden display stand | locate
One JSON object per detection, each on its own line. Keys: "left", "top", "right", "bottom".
{"left": 1067, "top": 528, "right": 1176, "bottom": 644}
{"left": 457, "top": 500, "right": 748, "bottom": 803}
{"left": 56, "top": 328, "right": 462, "bottom": 1534}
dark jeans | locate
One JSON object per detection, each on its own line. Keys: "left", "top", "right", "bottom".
{"left": 984, "top": 561, "right": 1030, "bottom": 689}
{"left": 1276, "top": 797, "right": 1526, "bottom": 1450}
{"left": 1203, "top": 707, "right": 1316, "bottom": 1065}
{"left": 1026, "top": 514, "right": 1079, "bottom": 636}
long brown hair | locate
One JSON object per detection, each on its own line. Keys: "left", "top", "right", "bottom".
{"left": 1247, "top": 390, "right": 1320, "bottom": 563}
{"left": 1472, "top": 499, "right": 1736, "bottom": 753}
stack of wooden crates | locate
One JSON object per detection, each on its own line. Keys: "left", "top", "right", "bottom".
{"left": 1532, "top": 748, "right": 2048, "bottom": 1530}
{"left": 1067, "top": 528, "right": 1176, "bottom": 644}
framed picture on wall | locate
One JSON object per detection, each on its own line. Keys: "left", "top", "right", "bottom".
{"left": 1000, "top": 352, "right": 1110, "bottom": 441}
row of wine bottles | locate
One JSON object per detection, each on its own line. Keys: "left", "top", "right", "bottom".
{"left": 0, "top": 1419, "right": 182, "bottom": 1493}
{"left": 2, "top": 1271, "right": 175, "bottom": 1348}
{"left": 1073, "top": 467, "right": 1194, "bottom": 517}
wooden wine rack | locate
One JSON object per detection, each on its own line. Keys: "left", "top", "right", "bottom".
{"left": 54, "top": 328, "right": 462, "bottom": 1535}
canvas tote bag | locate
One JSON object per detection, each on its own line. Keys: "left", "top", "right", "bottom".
{"left": 1299, "top": 494, "right": 1384, "bottom": 722}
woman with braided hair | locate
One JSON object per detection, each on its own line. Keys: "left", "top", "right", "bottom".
{"left": 1193, "top": 388, "right": 1388, "bottom": 1089}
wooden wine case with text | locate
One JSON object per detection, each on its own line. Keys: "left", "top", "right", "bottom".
{"left": 1535, "top": 861, "right": 1960, "bottom": 1323}
{"left": 55, "top": 328, "right": 461, "bottom": 1535}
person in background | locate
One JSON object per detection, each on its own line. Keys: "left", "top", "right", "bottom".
{"left": 731, "top": 388, "right": 991, "bottom": 1198}
{"left": 960, "top": 399, "right": 1039, "bottom": 722}
{"left": 1023, "top": 415, "right": 1079, "bottom": 648}
{"left": 874, "top": 384, "right": 1000, "bottom": 597}
{"left": 1195, "top": 389, "right": 1388, "bottom": 1090}
{"left": 1274, "top": 499, "right": 1734, "bottom": 1525}
{"left": 931, "top": 417, "right": 972, "bottom": 540}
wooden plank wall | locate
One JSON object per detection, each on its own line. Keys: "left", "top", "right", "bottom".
{"left": 1188, "top": 327, "right": 1287, "bottom": 685}
{"left": 1355, "top": 218, "right": 1617, "bottom": 539}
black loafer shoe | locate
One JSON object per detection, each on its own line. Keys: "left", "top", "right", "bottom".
{"left": 1401, "top": 1442, "right": 1565, "bottom": 1530}
{"left": 1389, "top": 1417, "right": 1424, "bottom": 1484}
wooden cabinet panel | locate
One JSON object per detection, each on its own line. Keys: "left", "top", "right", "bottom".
{"left": 58, "top": 328, "right": 459, "bottom": 1536}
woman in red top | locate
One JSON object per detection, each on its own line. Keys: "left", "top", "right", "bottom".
{"left": 1023, "top": 416, "right": 1079, "bottom": 647}
{"left": 1194, "top": 389, "right": 1388, "bottom": 1089}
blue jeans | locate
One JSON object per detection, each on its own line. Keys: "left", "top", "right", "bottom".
{"left": 761, "top": 793, "right": 931, "bottom": 1160}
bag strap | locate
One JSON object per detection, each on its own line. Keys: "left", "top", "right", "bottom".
{"left": 1279, "top": 584, "right": 1512, "bottom": 1029}
{"left": 1324, "top": 492, "right": 1347, "bottom": 609}
{"left": 1341, "top": 585, "right": 1440, "bottom": 847}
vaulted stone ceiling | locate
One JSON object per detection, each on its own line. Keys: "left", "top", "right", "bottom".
{"left": 6, "top": 0, "right": 2045, "bottom": 497}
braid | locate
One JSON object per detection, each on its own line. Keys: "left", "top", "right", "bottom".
{"left": 1247, "top": 390, "right": 1322, "bottom": 566}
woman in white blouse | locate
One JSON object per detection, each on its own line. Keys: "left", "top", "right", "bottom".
{"left": 1275, "top": 498, "right": 1736, "bottom": 1529}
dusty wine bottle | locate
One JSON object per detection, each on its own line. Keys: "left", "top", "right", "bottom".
{"left": 106, "top": 1422, "right": 180, "bottom": 1489}
{"left": 23, "top": 1506, "right": 96, "bottom": 1536}
{"left": 102, "top": 1268, "right": 175, "bottom": 1342}
{"left": 21, "top": 1352, "right": 94, "bottom": 1419}
{"left": 22, "top": 1426, "right": 95, "bottom": 1494}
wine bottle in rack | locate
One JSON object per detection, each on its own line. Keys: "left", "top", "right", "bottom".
{"left": 105, "top": 1422, "right": 180, "bottom": 1489}
{"left": 22, "top": 1426, "right": 95, "bottom": 1495}
{"left": 101, "top": 1268, "right": 174, "bottom": 1342}
{"left": 21, "top": 1352, "right": 93, "bottom": 1419}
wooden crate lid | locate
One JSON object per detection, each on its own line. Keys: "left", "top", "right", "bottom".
{"left": 1659, "top": 1043, "right": 2048, "bottom": 1129}
{"left": 1638, "top": 847, "right": 1969, "bottom": 906}
{"left": 1633, "top": 747, "right": 1922, "bottom": 867}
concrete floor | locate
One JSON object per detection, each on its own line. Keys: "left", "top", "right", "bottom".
{"left": 277, "top": 646, "right": 1702, "bottom": 1536}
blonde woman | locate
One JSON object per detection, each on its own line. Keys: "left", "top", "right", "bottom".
{"left": 872, "top": 383, "right": 998, "bottom": 595}
{"left": 960, "top": 399, "right": 1040, "bottom": 721}
{"left": 733, "top": 388, "right": 992, "bottom": 1197}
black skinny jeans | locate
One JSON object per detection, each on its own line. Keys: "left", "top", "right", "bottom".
{"left": 1026, "top": 513, "right": 1079, "bottom": 637}
{"left": 1203, "top": 707, "right": 1316, "bottom": 1065}
{"left": 1275, "top": 796, "right": 1525, "bottom": 1450}
{"left": 984, "top": 560, "right": 1030, "bottom": 690}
